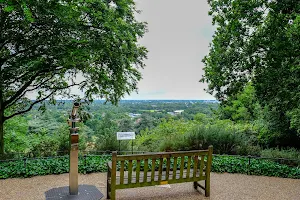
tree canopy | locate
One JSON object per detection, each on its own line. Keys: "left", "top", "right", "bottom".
{"left": 202, "top": 0, "right": 300, "bottom": 146}
{"left": 0, "top": 0, "right": 148, "bottom": 154}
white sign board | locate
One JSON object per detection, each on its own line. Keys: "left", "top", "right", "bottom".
{"left": 117, "top": 132, "right": 135, "bottom": 140}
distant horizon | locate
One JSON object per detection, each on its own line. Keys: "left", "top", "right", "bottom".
{"left": 29, "top": 99, "right": 218, "bottom": 101}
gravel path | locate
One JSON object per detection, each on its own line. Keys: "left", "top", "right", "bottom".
{"left": 1, "top": 172, "right": 300, "bottom": 200}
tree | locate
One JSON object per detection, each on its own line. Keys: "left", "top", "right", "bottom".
{"left": 95, "top": 113, "right": 119, "bottom": 151}
{"left": 0, "top": 0, "right": 147, "bottom": 154}
{"left": 3, "top": 115, "right": 29, "bottom": 155}
{"left": 134, "top": 114, "right": 158, "bottom": 134}
{"left": 218, "top": 83, "right": 259, "bottom": 122}
{"left": 202, "top": 0, "right": 300, "bottom": 147}
{"left": 118, "top": 117, "right": 134, "bottom": 132}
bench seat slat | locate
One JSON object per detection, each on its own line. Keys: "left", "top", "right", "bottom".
{"left": 120, "top": 161, "right": 125, "bottom": 185}
{"left": 158, "top": 158, "right": 163, "bottom": 182}
{"left": 115, "top": 169, "right": 205, "bottom": 185}
{"left": 199, "top": 155, "right": 205, "bottom": 178}
{"left": 186, "top": 156, "right": 191, "bottom": 179}
{"left": 136, "top": 160, "right": 141, "bottom": 184}
{"left": 115, "top": 170, "right": 206, "bottom": 189}
{"left": 193, "top": 156, "right": 199, "bottom": 180}
{"left": 179, "top": 156, "right": 185, "bottom": 179}
{"left": 151, "top": 159, "right": 156, "bottom": 182}
{"left": 143, "top": 159, "right": 148, "bottom": 183}
{"left": 172, "top": 157, "right": 178, "bottom": 180}
{"left": 128, "top": 160, "right": 132, "bottom": 184}
{"left": 166, "top": 157, "right": 171, "bottom": 181}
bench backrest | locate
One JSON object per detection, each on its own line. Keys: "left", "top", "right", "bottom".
{"left": 111, "top": 146, "right": 213, "bottom": 188}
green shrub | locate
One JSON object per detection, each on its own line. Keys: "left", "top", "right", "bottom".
{"left": 212, "top": 156, "right": 300, "bottom": 178}
{"left": 236, "top": 144, "right": 261, "bottom": 156}
{"left": 0, "top": 155, "right": 111, "bottom": 179}
{"left": 1, "top": 155, "right": 300, "bottom": 179}
{"left": 181, "top": 123, "right": 260, "bottom": 155}
{"left": 261, "top": 148, "right": 300, "bottom": 160}
{"left": 260, "top": 148, "right": 300, "bottom": 166}
{"left": 136, "top": 119, "right": 260, "bottom": 156}
{"left": 135, "top": 119, "right": 197, "bottom": 152}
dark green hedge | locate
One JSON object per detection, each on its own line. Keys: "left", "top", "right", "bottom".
{"left": 212, "top": 156, "right": 300, "bottom": 178}
{"left": 1, "top": 155, "right": 300, "bottom": 179}
{"left": 0, "top": 156, "right": 111, "bottom": 179}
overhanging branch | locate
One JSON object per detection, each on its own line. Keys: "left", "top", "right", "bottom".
{"left": 3, "top": 82, "right": 85, "bottom": 121}
{"left": 3, "top": 67, "right": 64, "bottom": 108}
{"left": 3, "top": 91, "right": 56, "bottom": 121}
{"left": 4, "top": 74, "right": 58, "bottom": 109}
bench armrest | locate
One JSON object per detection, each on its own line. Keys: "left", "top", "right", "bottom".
{"left": 107, "top": 161, "right": 112, "bottom": 172}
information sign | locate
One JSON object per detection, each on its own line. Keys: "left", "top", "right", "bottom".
{"left": 117, "top": 132, "right": 135, "bottom": 140}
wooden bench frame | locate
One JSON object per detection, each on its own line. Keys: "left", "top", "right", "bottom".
{"left": 107, "top": 146, "right": 213, "bottom": 200}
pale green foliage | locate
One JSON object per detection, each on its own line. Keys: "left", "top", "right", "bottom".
{"left": 4, "top": 116, "right": 29, "bottom": 153}
{"left": 2, "top": 109, "right": 90, "bottom": 157}
{"left": 194, "top": 113, "right": 213, "bottom": 124}
{"left": 220, "top": 84, "right": 259, "bottom": 122}
{"left": 136, "top": 119, "right": 197, "bottom": 152}
{"left": 135, "top": 117, "right": 260, "bottom": 155}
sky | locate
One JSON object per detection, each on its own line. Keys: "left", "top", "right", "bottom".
{"left": 124, "top": 0, "right": 215, "bottom": 100}
{"left": 27, "top": 0, "right": 215, "bottom": 100}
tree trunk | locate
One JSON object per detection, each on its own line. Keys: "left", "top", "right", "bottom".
{"left": 0, "top": 111, "right": 4, "bottom": 155}
{"left": 0, "top": 60, "right": 3, "bottom": 155}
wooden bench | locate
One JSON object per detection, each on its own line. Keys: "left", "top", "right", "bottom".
{"left": 107, "top": 146, "right": 213, "bottom": 200}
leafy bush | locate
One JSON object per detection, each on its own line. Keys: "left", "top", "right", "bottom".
{"left": 182, "top": 124, "right": 241, "bottom": 154}
{"left": 180, "top": 123, "right": 260, "bottom": 155}
{"left": 212, "top": 156, "right": 300, "bottom": 178}
{"left": 95, "top": 113, "right": 120, "bottom": 151}
{"left": 136, "top": 118, "right": 260, "bottom": 156}
{"left": 0, "top": 155, "right": 110, "bottom": 179}
{"left": 136, "top": 119, "right": 197, "bottom": 152}
{"left": 260, "top": 148, "right": 300, "bottom": 166}
{"left": 261, "top": 148, "right": 300, "bottom": 160}
{"left": 1, "top": 154, "right": 300, "bottom": 179}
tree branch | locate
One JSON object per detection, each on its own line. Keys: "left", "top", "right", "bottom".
{"left": 5, "top": 44, "right": 41, "bottom": 60}
{"left": 4, "top": 82, "right": 85, "bottom": 118}
{"left": 3, "top": 67, "right": 63, "bottom": 107}
{"left": 0, "top": 40, "right": 9, "bottom": 51}
{"left": 4, "top": 91, "right": 56, "bottom": 121}
{"left": 4, "top": 73, "right": 59, "bottom": 109}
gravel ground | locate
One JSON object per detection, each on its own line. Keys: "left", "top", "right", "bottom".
{"left": 0, "top": 172, "right": 300, "bottom": 200}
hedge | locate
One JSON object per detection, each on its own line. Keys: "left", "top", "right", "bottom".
{"left": 1, "top": 155, "right": 300, "bottom": 179}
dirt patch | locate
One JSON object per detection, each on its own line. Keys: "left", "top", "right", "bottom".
{"left": 0, "top": 172, "right": 300, "bottom": 200}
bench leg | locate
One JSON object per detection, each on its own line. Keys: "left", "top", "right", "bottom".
{"left": 107, "top": 170, "right": 111, "bottom": 199}
{"left": 205, "top": 178, "right": 210, "bottom": 197}
{"left": 107, "top": 175, "right": 110, "bottom": 199}
{"left": 193, "top": 181, "right": 198, "bottom": 189}
{"left": 107, "top": 184, "right": 110, "bottom": 199}
{"left": 111, "top": 188, "right": 116, "bottom": 200}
